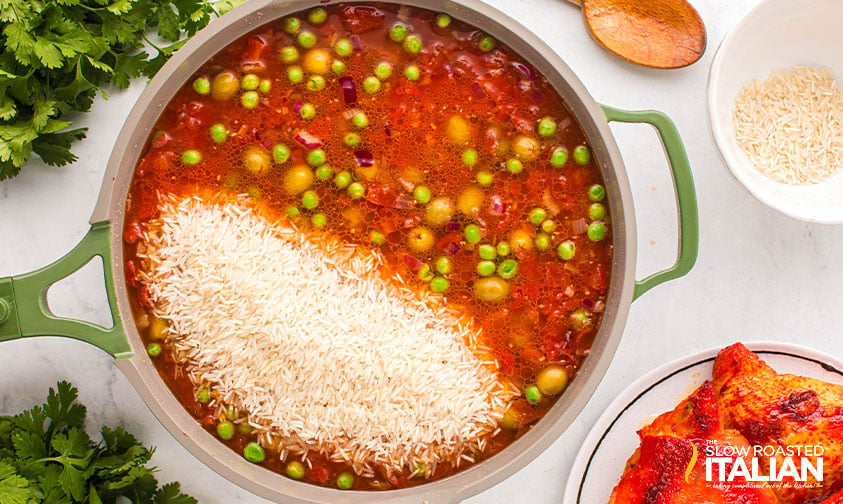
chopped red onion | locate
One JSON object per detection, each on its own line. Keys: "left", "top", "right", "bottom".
{"left": 292, "top": 101, "right": 303, "bottom": 114}
{"left": 529, "top": 90, "right": 545, "bottom": 105}
{"left": 490, "top": 195, "right": 506, "bottom": 215}
{"left": 512, "top": 62, "right": 537, "bottom": 81}
{"left": 294, "top": 130, "right": 322, "bottom": 149}
{"left": 396, "top": 177, "right": 415, "bottom": 192}
{"left": 471, "top": 82, "right": 485, "bottom": 98}
{"left": 582, "top": 298, "right": 594, "bottom": 310}
{"left": 350, "top": 35, "right": 362, "bottom": 51}
{"left": 542, "top": 188, "right": 560, "bottom": 216}
{"left": 354, "top": 149, "right": 374, "bottom": 167}
{"left": 339, "top": 76, "right": 358, "bottom": 105}
{"left": 260, "top": 136, "right": 274, "bottom": 150}
{"left": 572, "top": 218, "right": 588, "bottom": 235}
{"left": 342, "top": 108, "right": 359, "bottom": 120}
{"left": 444, "top": 242, "right": 461, "bottom": 257}
{"left": 404, "top": 255, "right": 423, "bottom": 270}
{"left": 446, "top": 220, "right": 462, "bottom": 232}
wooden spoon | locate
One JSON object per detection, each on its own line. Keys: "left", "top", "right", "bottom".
{"left": 568, "top": 0, "right": 707, "bottom": 69}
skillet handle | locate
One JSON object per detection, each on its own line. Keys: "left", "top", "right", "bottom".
{"left": 600, "top": 105, "right": 699, "bottom": 300}
{"left": 0, "top": 222, "right": 132, "bottom": 358}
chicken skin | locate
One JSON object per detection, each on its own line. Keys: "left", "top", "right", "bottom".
{"left": 713, "top": 343, "right": 843, "bottom": 504}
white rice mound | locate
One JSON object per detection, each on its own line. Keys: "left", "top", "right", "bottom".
{"left": 139, "top": 194, "right": 513, "bottom": 477}
{"left": 733, "top": 65, "right": 843, "bottom": 185}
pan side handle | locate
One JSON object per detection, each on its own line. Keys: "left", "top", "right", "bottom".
{"left": 601, "top": 105, "right": 699, "bottom": 300}
{"left": 0, "top": 222, "right": 132, "bottom": 359}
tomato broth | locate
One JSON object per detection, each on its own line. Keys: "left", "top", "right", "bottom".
{"left": 123, "top": 2, "right": 612, "bottom": 490}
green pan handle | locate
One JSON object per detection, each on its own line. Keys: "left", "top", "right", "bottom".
{"left": 0, "top": 222, "right": 132, "bottom": 358}
{"left": 601, "top": 105, "right": 699, "bottom": 301}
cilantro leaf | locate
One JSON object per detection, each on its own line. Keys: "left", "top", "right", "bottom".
{"left": 154, "top": 482, "right": 198, "bottom": 504}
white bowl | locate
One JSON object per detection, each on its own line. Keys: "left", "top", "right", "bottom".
{"left": 708, "top": 0, "right": 843, "bottom": 223}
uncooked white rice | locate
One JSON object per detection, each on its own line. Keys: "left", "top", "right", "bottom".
{"left": 139, "top": 194, "right": 513, "bottom": 477}
{"left": 733, "top": 65, "right": 843, "bottom": 185}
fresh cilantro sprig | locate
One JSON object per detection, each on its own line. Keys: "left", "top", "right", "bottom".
{"left": 0, "top": 0, "right": 243, "bottom": 180}
{"left": 0, "top": 381, "right": 198, "bottom": 503}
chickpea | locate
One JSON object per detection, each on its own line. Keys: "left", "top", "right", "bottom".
{"left": 302, "top": 48, "right": 332, "bottom": 75}
{"left": 474, "top": 277, "right": 510, "bottom": 302}
{"left": 425, "top": 197, "right": 455, "bottom": 227}
{"left": 408, "top": 226, "right": 435, "bottom": 253}
{"left": 457, "top": 186, "right": 484, "bottom": 216}
{"left": 512, "top": 134, "right": 540, "bottom": 162}
{"left": 536, "top": 364, "right": 569, "bottom": 396}
{"left": 509, "top": 228, "right": 534, "bottom": 255}
{"left": 211, "top": 71, "right": 239, "bottom": 101}
{"left": 445, "top": 115, "right": 471, "bottom": 145}
{"left": 243, "top": 147, "right": 271, "bottom": 176}
{"left": 283, "top": 165, "right": 315, "bottom": 195}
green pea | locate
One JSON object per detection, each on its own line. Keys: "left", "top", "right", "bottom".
{"left": 285, "top": 206, "right": 300, "bottom": 218}
{"left": 478, "top": 244, "right": 496, "bottom": 260}
{"left": 259, "top": 79, "right": 271, "bottom": 94}
{"left": 434, "top": 256, "right": 452, "bottom": 275}
{"left": 461, "top": 148, "right": 478, "bottom": 167}
{"left": 146, "top": 342, "right": 162, "bottom": 357}
{"left": 209, "top": 124, "right": 227, "bottom": 143}
{"left": 588, "top": 184, "right": 606, "bottom": 202}
{"left": 557, "top": 240, "right": 575, "bottom": 260}
{"left": 430, "top": 276, "right": 449, "bottom": 293}
{"left": 335, "top": 38, "right": 353, "bottom": 57}
{"left": 224, "top": 407, "right": 237, "bottom": 421}
{"left": 344, "top": 132, "right": 361, "bottom": 147}
{"left": 286, "top": 461, "right": 306, "bottom": 480}
{"left": 363, "top": 76, "right": 381, "bottom": 94}
{"left": 307, "top": 149, "right": 326, "bottom": 167}
{"left": 337, "top": 472, "right": 354, "bottom": 490}
{"left": 571, "top": 309, "right": 589, "bottom": 327}
{"left": 182, "top": 149, "right": 202, "bottom": 165}
{"left": 528, "top": 207, "right": 547, "bottom": 225}
{"left": 248, "top": 186, "right": 261, "bottom": 199}
{"left": 476, "top": 260, "right": 496, "bottom": 277}
{"left": 478, "top": 36, "right": 496, "bottom": 52}
{"left": 476, "top": 171, "right": 494, "bottom": 187}
{"left": 537, "top": 116, "right": 557, "bottom": 137}
{"left": 497, "top": 259, "right": 518, "bottom": 279}
{"left": 574, "top": 145, "right": 591, "bottom": 165}
{"left": 505, "top": 158, "right": 523, "bottom": 174}
{"left": 587, "top": 221, "right": 607, "bottom": 242}
{"left": 404, "top": 64, "right": 420, "bottom": 81}
{"left": 243, "top": 442, "right": 265, "bottom": 463}
{"left": 370, "top": 230, "right": 386, "bottom": 245}
{"left": 240, "top": 91, "right": 259, "bottom": 109}
{"left": 273, "top": 144, "right": 291, "bottom": 163}
{"left": 193, "top": 77, "right": 210, "bottom": 95}
{"left": 352, "top": 112, "right": 369, "bottom": 129}
{"left": 298, "top": 30, "right": 317, "bottom": 49}
{"left": 315, "top": 164, "right": 333, "bottom": 181}
{"left": 283, "top": 17, "right": 301, "bottom": 34}
{"left": 288, "top": 65, "right": 304, "bottom": 84}
{"left": 240, "top": 73, "right": 260, "bottom": 91}
{"left": 525, "top": 385, "right": 542, "bottom": 404}
{"left": 196, "top": 388, "right": 210, "bottom": 403}
{"left": 413, "top": 185, "right": 431, "bottom": 204}
{"left": 549, "top": 147, "right": 568, "bottom": 168}
{"left": 534, "top": 232, "right": 551, "bottom": 251}
{"left": 418, "top": 264, "right": 434, "bottom": 282}
{"left": 390, "top": 23, "right": 407, "bottom": 42}
{"left": 464, "top": 224, "right": 482, "bottom": 244}
{"left": 301, "top": 190, "right": 319, "bottom": 209}
{"left": 436, "top": 13, "right": 451, "bottom": 29}
{"left": 311, "top": 213, "right": 327, "bottom": 229}
{"left": 541, "top": 219, "right": 557, "bottom": 234}
{"left": 375, "top": 61, "right": 393, "bottom": 80}
{"left": 308, "top": 7, "right": 327, "bottom": 25}
{"left": 403, "top": 35, "right": 423, "bottom": 54}
{"left": 334, "top": 170, "right": 352, "bottom": 189}
{"left": 588, "top": 203, "right": 607, "bottom": 220}
{"left": 306, "top": 75, "right": 326, "bottom": 92}
{"left": 237, "top": 422, "right": 253, "bottom": 435}
{"left": 300, "top": 103, "right": 316, "bottom": 120}
{"left": 347, "top": 182, "right": 365, "bottom": 199}
{"left": 496, "top": 241, "right": 511, "bottom": 257}
{"left": 280, "top": 46, "right": 299, "bottom": 64}
{"left": 216, "top": 421, "right": 234, "bottom": 440}
{"left": 332, "top": 59, "right": 346, "bottom": 75}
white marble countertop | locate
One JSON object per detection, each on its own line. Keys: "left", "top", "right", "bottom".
{"left": 3, "top": 0, "right": 843, "bottom": 502}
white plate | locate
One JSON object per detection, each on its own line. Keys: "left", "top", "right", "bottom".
{"left": 707, "top": 0, "right": 843, "bottom": 223}
{"left": 562, "top": 342, "right": 843, "bottom": 504}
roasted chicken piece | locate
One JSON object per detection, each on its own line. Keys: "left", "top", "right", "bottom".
{"left": 713, "top": 343, "right": 843, "bottom": 503}
{"left": 609, "top": 381, "right": 779, "bottom": 504}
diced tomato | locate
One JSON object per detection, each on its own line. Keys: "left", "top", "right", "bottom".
{"left": 341, "top": 5, "right": 385, "bottom": 33}
{"left": 308, "top": 463, "right": 330, "bottom": 484}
